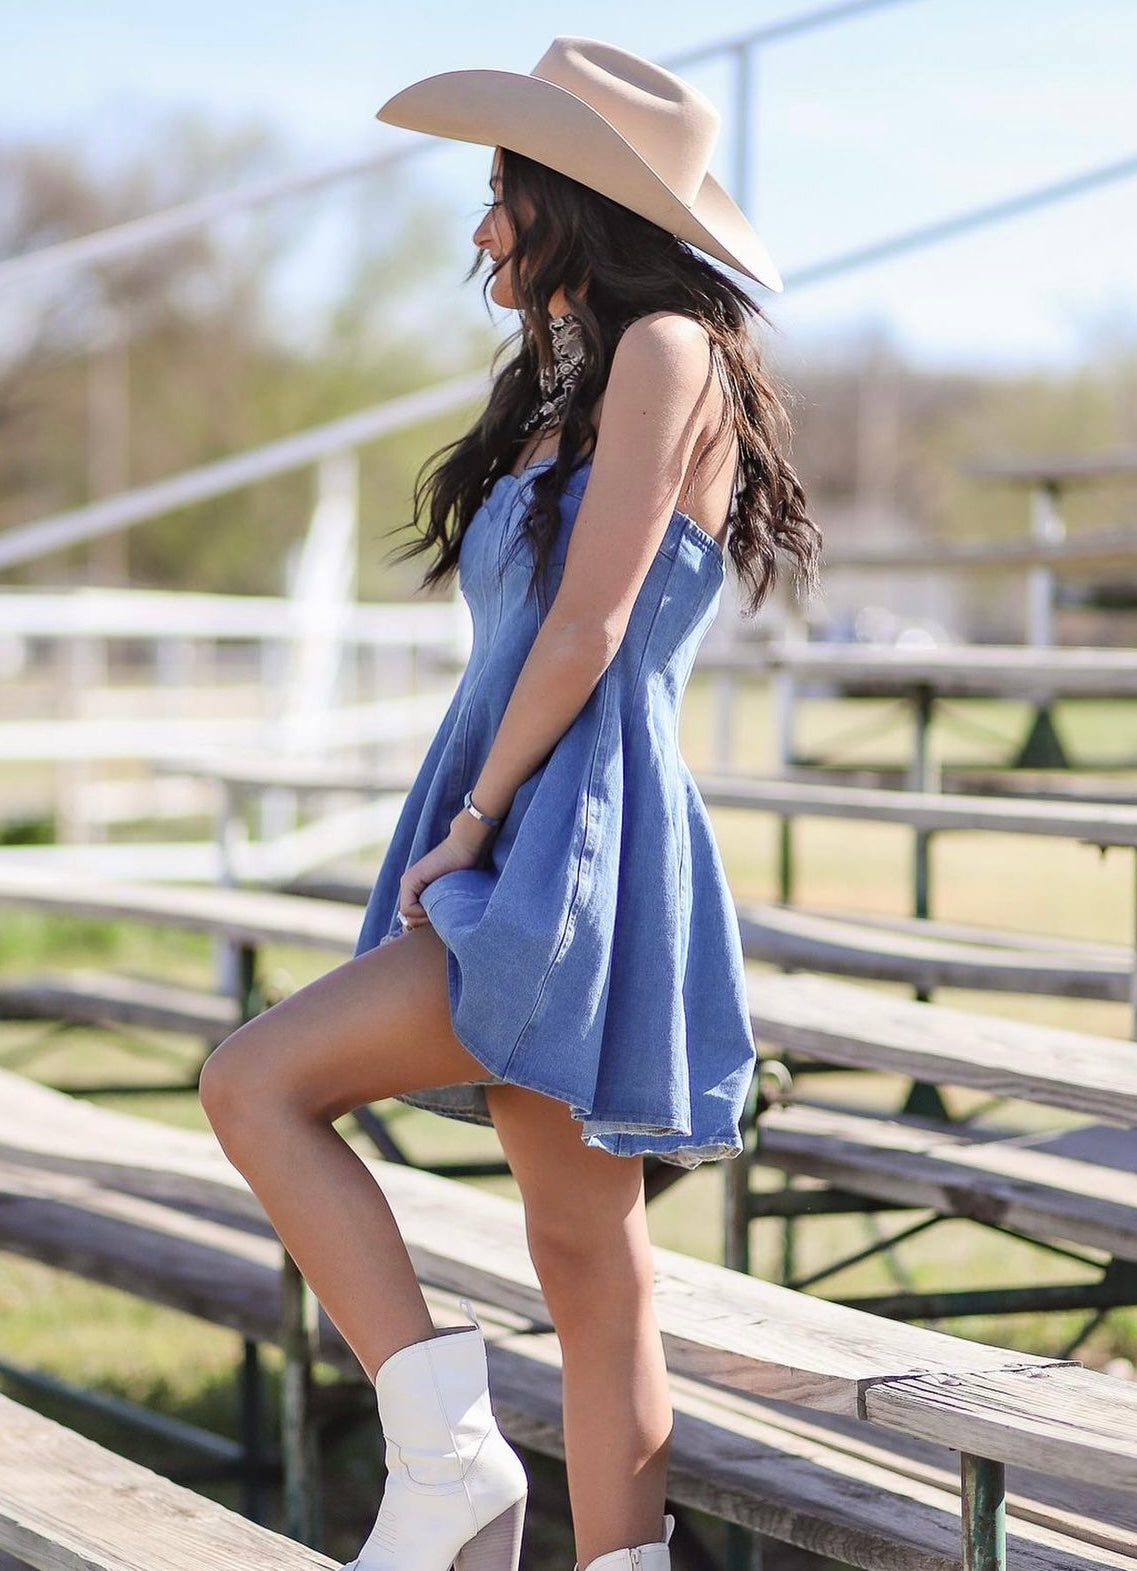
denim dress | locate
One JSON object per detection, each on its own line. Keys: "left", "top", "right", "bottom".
{"left": 352, "top": 456, "right": 756, "bottom": 1167}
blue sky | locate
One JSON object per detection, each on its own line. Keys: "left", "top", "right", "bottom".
{"left": 7, "top": 0, "right": 1137, "bottom": 372}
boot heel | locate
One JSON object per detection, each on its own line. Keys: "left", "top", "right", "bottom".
{"left": 454, "top": 1496, "right": 526, "bottom": 1571}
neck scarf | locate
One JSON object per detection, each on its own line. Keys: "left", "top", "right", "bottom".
{"left": 520, "top": 313, "right": 586, "bottom": 436}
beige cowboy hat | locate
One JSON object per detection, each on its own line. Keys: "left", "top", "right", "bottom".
{"left": 376, "top": 36, "right": 783, "bottom": 292}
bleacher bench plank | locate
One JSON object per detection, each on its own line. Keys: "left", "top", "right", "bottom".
{"left": 842, "top": 909, "right": 1124, "bottom": 956}
{"left": 4, "top": 1165, "right": 1136, "bottom": 1571}
{"left": 698, "top": 773, "right": 1137, "bottom": 847}
{"left": 710, "top": 641, "right": 1137, "bottom": 698}
{"left": 780, "top": 764, "right": 1137, "bottom": 805}
{"left": 863, "top": 1363, "right": 1137, "bottom": 1490}
{"left": 0, "top": 870, "right": 359, "bottom": 954}
{"left": 747, "top": 972, "right": 1137, "bottom": 1125}
{"left": 6, "top": 1070, "right": 1137, "bottom": 1495}
{"left": 0, "top": 1070, "right": 1058, "bottom": 1403}
{"left": 157, "top": 755, "right": 412, "bottom": 795}
{"left": 0, "top": 971, "right": 237, "bottom": 1036}
{"left": 0, "top": 1160, "right": 282, "bottom": 1338}
{"left": 488, "top": 1319, "right": 1137, "bottom": 1571}
{"left": 759, "top": 1104, "right": 1137, "bottom": 1261}
{"left": 0, "top": 1392, "right": 333, "bottom": 1571}
{"left": 738, "top": 904, "right": 1128, "bottom": 999}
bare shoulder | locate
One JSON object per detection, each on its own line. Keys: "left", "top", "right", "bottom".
{"left": 608, "top": 310, "right": 714, "bottom": 396}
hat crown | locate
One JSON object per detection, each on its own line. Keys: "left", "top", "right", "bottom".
{"left": 531, "top": 37, "right": 719, "bottom": 208}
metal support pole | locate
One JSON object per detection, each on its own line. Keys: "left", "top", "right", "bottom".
{"left": 725, "top": 1521, "right": 755, "bottom": 1571}
{"left": 776, "top": 818, "right": 794, "bottom": 906}
{"left": 909, "top": 685, "right": 934, "bottom": 925}
{"left": 1017, "top": 479, "right": 1070, "bottom": 767}
{"left": 780, "top": 1176, "right": 798, "bottom": 1285}
{"left": 239, "top": 1337, "right": 266, "bottom": 1523}
{"left": 214, "top": 780, "right": 247, "bottom": 1002}
{"left": 723, "top": 1075, "right": 759, "bottom": 1273}
{"left": 281, "top": 1247, "right": 323, "bottom": 1546}
{"left": 960, "top": 1454, "right": 1006, "bottom": 1571}
{"left": 723, "top": 1148, "right": 752, "bottom": 1274}
{"left": 1131, "top": 851, "right": 1137, "bottom": 1044}
{"left": 773, "top": 668, "right": 796, "bottom": 904}
{"left": 280, "top": 447, "right": 360, "bottom": 763}
{"left": 1027, "top": 481, "right": 1064, "bottom": 648}
{"left": 236, "top": 941, "right": 260, "bottom": 1025}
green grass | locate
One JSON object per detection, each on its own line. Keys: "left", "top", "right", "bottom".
{"left": 4, "top": 678, "right": 1137, "bottom": 1563}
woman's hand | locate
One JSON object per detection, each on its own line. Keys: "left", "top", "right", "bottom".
{"left": 397, "top": 809, "right": 497, "bottom": 929}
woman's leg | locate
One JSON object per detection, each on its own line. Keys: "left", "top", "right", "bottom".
{"left": 198, "top": 923, "right": 492, "bottom": 1380}
{"left": 484, "top": 1082, "right": 673, "bottom": 1570}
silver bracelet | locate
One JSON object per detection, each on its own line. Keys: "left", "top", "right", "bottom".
{"left": 462, "top": 789, "right": 503, "bottom": 828}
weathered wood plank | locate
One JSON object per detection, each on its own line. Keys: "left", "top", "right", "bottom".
{"left": 7, "top": 1068, "right": 1137, "bottom": 1485}
{"left": 0, "top": 1071, "right": 262, "bottom": 1222}
{"left": 702, "top": 641, "right": 1137, "bottom": 698}
{"left": 780, "top": 765, "right": 1137, "bottom": 805}
{"left": 156, "top": 755, "right": 412, "bottom": 794}
{"left": 0, "top": 1164, "right": 287, "bottom": 1343}
{"left": 714, "top": 1393, "right": 1137, "bottom": 1556}
{"left": 748, "top": 972, "right": 1137, "bottom": 1124}
{"left": 0, "top": 1392, "right": 334, "bottom": 1571}
{"left": 3, "top": 1177, "right": 1133, "bottom": 1571}
{"left": 0, "top": 870, "right": 359, "bottom": 952}
{"left": 0, "top": 971, "right": 237, "bottom": 1034}
{"left": 738, "top": 904, "right": 1128, "bottom": 999}
{"left": 488, "top": 1323, "right": 1137, "bottom": 1571}
{"left": 807, "top": 527, "right": 1137, "bottom": 574}
{"left": 806, "top": 908, "right": 1123, "bottom": 959}
{"left": 864, "top": 1365, "right": 1137, "bottom": 1496}
{"left": 758, "top": 1105, "right": 1137, "bottom": 1260}
{"left": 0, "top": 1072, "right": 1069, "bottom": 1406}
{"left": 699, "top": 774, "right": 1137, "bottom": 847}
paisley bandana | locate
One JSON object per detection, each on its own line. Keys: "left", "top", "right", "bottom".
{"left": 520, "top": 313, "right": 585, "bottom": 435}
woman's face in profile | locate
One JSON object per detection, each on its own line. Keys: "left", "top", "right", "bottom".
{"left": 472, "top": 150, "right": 575, "bottom": 320}
{"left": 472, "top": 149, "right": 521, "bottom": 310}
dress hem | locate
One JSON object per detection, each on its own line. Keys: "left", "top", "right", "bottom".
{"left": 392, "top": 1086, "right": 743, "bottom": 1169}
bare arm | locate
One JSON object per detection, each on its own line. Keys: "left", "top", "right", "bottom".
{"left": 399, "top": 312, "right": 717, "bottom": 920}
{"left": 469, "top": 313, "right": 715, "bottom": 814}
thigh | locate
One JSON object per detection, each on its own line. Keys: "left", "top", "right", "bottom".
{"left": 204, "top": 923, "right": 491, "bottom": 1122}
{"left": 484, "top": 1081, "right": 646, "bottom": 1247}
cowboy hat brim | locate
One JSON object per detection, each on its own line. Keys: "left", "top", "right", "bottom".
{"left": 376, "top": 68, "right": 783, "bottom": 292}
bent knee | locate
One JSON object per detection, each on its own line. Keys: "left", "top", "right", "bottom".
{"left": 198, "top": 1026, "right": 266, "bottom": 1138}
{"left": 526, "top": 1212, "right": 653, "bottom": 1313}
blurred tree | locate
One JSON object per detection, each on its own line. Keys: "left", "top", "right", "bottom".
{"left": 1, "top": 114, "right": 1134, "bottom": 626}
{"left": 0, "top": 114, "right": 496, "bottom": 598}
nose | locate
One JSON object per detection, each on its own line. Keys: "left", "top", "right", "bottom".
{"left": 472, "top": 211, "right": 493, "bottom": 251}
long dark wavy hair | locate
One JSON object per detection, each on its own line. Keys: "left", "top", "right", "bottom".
{"left": 390, "top": 148, "right": 821, "bottom": 617}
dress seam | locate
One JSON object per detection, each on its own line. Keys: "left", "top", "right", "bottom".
{"left": 501, "top": 667, "right": 613, "bottom": 1072}
{"left": 630, "top": 550, "right": 681, "bottom": 701}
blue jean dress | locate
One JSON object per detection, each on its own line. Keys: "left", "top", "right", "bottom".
{"left": 352, "top": 456, "right": 756, "bottom": 1167}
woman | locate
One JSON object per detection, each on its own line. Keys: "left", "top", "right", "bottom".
{"left": 199, "top": 36, "right": 820, "bottom": 1571}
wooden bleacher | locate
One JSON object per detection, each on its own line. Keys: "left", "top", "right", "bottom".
{"left": 6, "top": 737, "right": 1137, "bottom": 1562}
{"left": 4, "top": 1068, "right": 1137, "bottom": 1569}
{"left": 697, "top": 773, "right": 1137, "bottom": 1015}
{"left": 725, "top": 970, "right": 1137, "bottom": 1333}
{"left": 0, "top": 1389, "right": 335, "bottom": 1571}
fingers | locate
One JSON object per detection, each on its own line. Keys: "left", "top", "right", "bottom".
{"left": 397, "top": 868, "right": 430, "bottom": 930}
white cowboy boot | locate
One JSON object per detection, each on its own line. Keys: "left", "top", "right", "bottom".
{"left": 575, "top": 1513, "right": 676, "bottom": 1571}
{"left": 342, "top": 1306, "right": 528, "bottom": 1571}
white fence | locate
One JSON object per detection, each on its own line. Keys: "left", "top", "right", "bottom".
{"left": 0, "top": 585, "right": 468, "bottom": 871}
